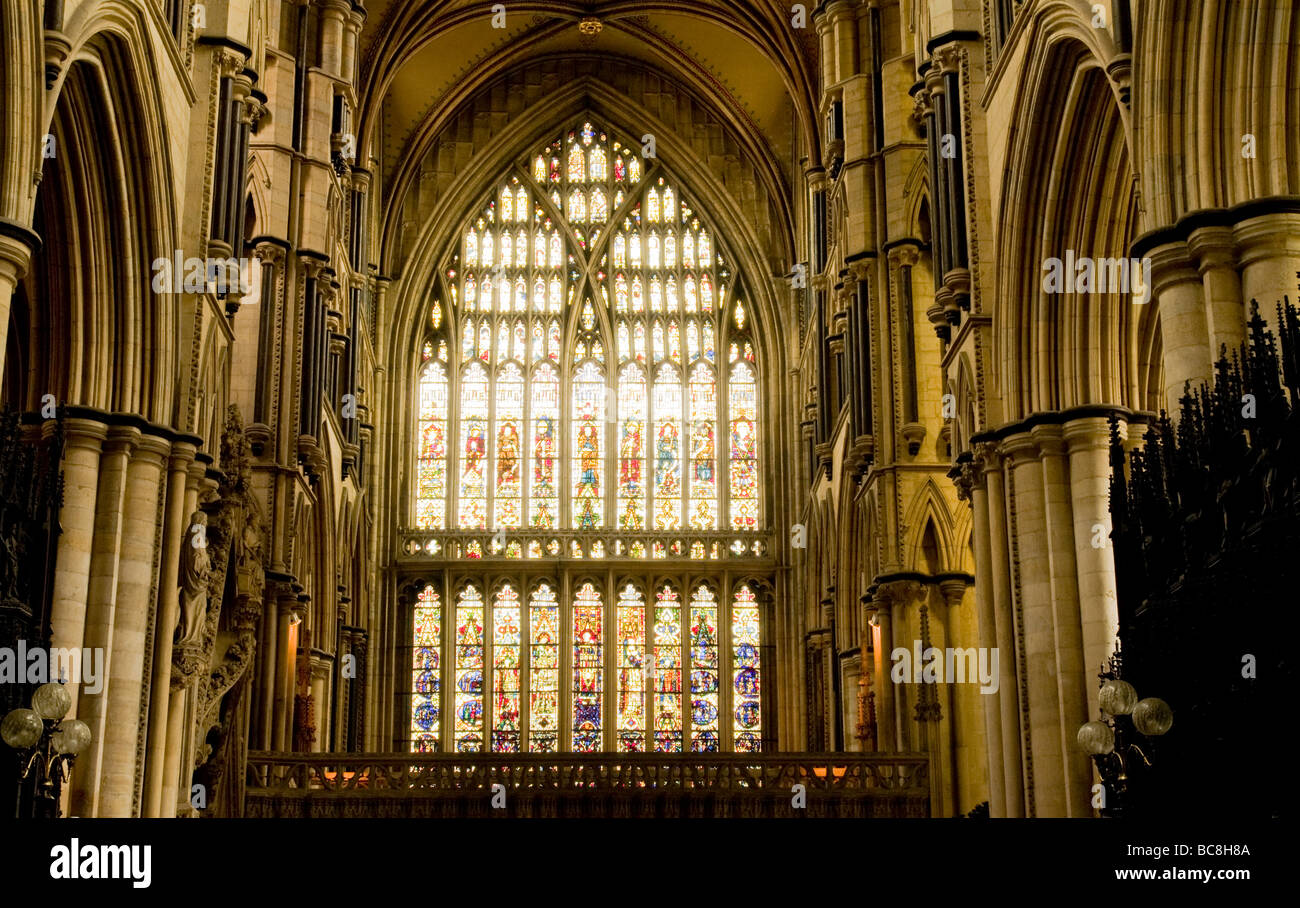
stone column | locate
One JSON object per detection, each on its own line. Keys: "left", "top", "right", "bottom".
{"left": 1188, "top": 225, "right": 1245, "bottom": 355}
{"left": 273, "top": 599, "right": 298, "bottom": 752}
{"left": 1032, "top": 425, "right": 1092, "bottom": 817}
{"left": 48, "top": 419, "right": 108, "bottom": 715}
{"left": 142, "top": 442, "right": 196, "bottom": 816}
{"left": 1003, "top": 431, "right": 1065, "bottom": 817}
{"left": 1149, "top": 242, "right": 1211, "bottom": 415}
{"left": 964, "top": 456, "right": 1006, "bottom": 817}
{"left": 1063, "top": 417, "right": 1120, "bottom": 722}
{"left": 1235, "top": 211, "right": 1300, "bottom": 334}
{"left": 310, "top": 652, "right": 331, "bottom": 752}
{"left": 979, "top": 443, "right": 1024, "bottom": 816}
{"left": 69, "top": 425, "right": 138, "bottom": 818}
{"left": 870, "top": 593, "right": 896, "bottom": 752}
{"left": 0, "top": 225, "right": 38, "bottom": 378}
{"left": 842, "top": 652, "right": 861, "bottom": 752}
{"left": 96, "top": 434, "right": 169, "bottom": 817}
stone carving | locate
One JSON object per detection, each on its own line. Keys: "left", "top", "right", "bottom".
{"left": 176, "top": 511, "right": 211, "bottom": 647}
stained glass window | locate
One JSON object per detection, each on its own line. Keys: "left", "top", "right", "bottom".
{"left": 616, "top": 583, "right": 646, "bottom": 752}
{"left": 572, "top": 582, "right": 603, "bottom": 751}
{"left": 732, "top": 584, "right": 762, "bottom": 751}
{"left": 409, "top": 120, "right": 767, "bottom": 753}
{"left": 410, "top": 585, "right": 441, "bottom": 752}
{"left": 416, "top": 362, "right": 448, "bottom": 529}
{"left": 491, "top": 584, "right": 522, "bottom": 752}
{"left": 529, "top": 583, "right": 560, "bottom": 752}
{"left": 454, "top": 585, "right": 486, "bottom": 752}
{"left": 689, "top": 585, "right": 719, "bottom": 752}
{"left": 652, "top": 585, "right": 683, "bottom": 752}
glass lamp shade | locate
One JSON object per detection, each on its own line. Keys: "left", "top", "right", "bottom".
{"left": 1132, "top": 698, "right": 1174, "bottom": 736}
{"left": 1076, "top": 720, "right": 1116, "bottom": 755}
{"left": 51, "top": 719, "right": 92, "bottom": 756}
{"left": 1098, "top": 679, "right": 1138, "bottom": 716}
{"left": 1, "top": 709, "right": 44, "bottom": 750}
{"left": 32, "top": 682, "right": 72, "bottom": 720}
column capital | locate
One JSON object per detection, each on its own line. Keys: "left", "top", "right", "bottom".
{"left": 999, "top": 431, "right": 1039, "bottom": 464}
{"left": 888, "top": 243, "right": 921, "bottom": 268}
{"left": 0, "top": 220, "right": 40, "bottom": 282}
{"left": 1061, "top": 415, "right": 1112, "bottom": 452}
{"left": 1028, "top": 423, "right": 1066, "bottom": 457}
{"left": 59, "top": 417, "right": 110, "bottom": 451}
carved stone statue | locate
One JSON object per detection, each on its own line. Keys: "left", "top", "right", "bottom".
{"left": 177, "top": 511, "right": 212, "bottom": 646}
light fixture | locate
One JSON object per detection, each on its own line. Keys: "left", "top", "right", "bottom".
{"left": 2, "top": 681, "right": 92, "bottom": 818}
{"left": 1077, "top": 645, "right": 1172, "bottom": 818}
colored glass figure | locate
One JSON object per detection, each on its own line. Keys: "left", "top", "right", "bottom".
{"left": 459, "top": 363, "right": 489, "bottom": 528}
{"left": 647, "top": 188, "right": 660, "bottom": 222}
{"left": 629, "top": 233, "right": 641, "bottom": 268}
{"left": 614, "top": 234, "right": 626, "bottom": 269}
{"left": 465, "top": 277, "right": 476, "bottom": 310}
{"left": 664, "top": 233, "right": 676, "bottom": 268}
{"left": 589, "top": 144, "right": 607, "bottom": 181}
{"left": 530, "top": 363, "right": 559, "bottom": 529}
{"left": 549, "top": 232, "right": 562, "bottom": 267}
{"left": 698, "top": 230, "right": 711, "bottom": 263}
{"left": 703, "top": 322, "right": 715, "bottom": 362}
{"left": 649, "top": 277, "right": 662, "bottom": 312}
{"left": 568, "top": 142, "right": 585, "bottom": 182}
{"left": 568, "top": 190, "right": 586, "bottom": 222}
{"left": 591, "top": 187, "right": 608, "bottom": 223}
{"left": 461, "top": 322, "right": 475, "bottom": 362}
{"left": 652, "top": 585, "right": 683, "bottom": 752}
{"left": 466, "top": 227, "right": 479, "bottom": 265}
{"left": 454, "top": 586, "right": 486, "bottom": 752}
{"left": 499, "top": 231, "right": 512, "bottom": 267}
{"left": 616, "top": 585, "right": 646, "bottom": 751}
{"left": 481, "top": 230, "right": 494, "bottom": 269}
{"left": 617, "top": 361, "right": 647, "bottom": 531}
{"left": 668, "top": 319, "right": 682, "bottom": 363}
{"left": 548, "top": 319, "right": 561, "bottom": 361}
{"left": 615, "top": 272, "right": 628, "bottom": 310}
{"left": 629, "top": 275, "right": 643, "bottom": 313}
{"left": 416, "top": 362, "right": 448, "bottom": 529}
{"left": 665, "top": 276, "right": 678, "bottom": 312}
{"left": 494, "top": 365, "right": 523, "bottom": 529}
{"left": 411, "top": 585, "right": 441, "bottom": 752}
{"left": 648, "top": 233, "right": 660, "bottom": 268}
{"left": 571, "top": 362, "right": 604, "bottom": 529}
{"left": 687, "top": 321, "right": 700, "bottom": 363}
{"left": 729, "top": 360, "right": 758, "bottom": 530}
{"left": 572, "top": 583, "right": 603, "bottom": 752}
{"left": 628, "top": 156, "right": 641, "bottom": 181}
{"left": 534, "top": 155, "right": 546, "bottom": 181}
{"left": 688, "top": 362, "right": 717, "bottom": 530}
{"left": 614, "top": 156, "right": 626, "bottom": 182}
{"left": 534, "top": 232, "right": 546, "bottom": 268}
{"left": 732, "top": 584, "right": 761, "bottom": 751}
{"left": 491, "top": 585, "right": 522, "bottom": 752}
{"left": 684, "top": 275, "right": 697, "bottom": 312}
{"left": 653, "top": 364, "right": 682, "bottom": 530}
{"left": 689, "top": 586, "right": 719, "bottom": 752}
{"left": 528, "top": 583, "right": 560, "bottom": 752}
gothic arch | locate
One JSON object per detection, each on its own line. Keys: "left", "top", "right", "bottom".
{"left": 901, "top": 478, "right": 958, "bottom": 574}
{"left": 996, "top": 32, "right": 1156, "bottom": 420}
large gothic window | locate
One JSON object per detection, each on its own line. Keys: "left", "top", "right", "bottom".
{"left": 405, "top": 121, "right": 769, "bottom": 754}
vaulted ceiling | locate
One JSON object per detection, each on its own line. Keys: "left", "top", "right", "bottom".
{"left": 356, "top": 1, "right": 819, "bottom": 196}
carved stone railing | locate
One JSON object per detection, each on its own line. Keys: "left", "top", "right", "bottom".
{"left": 397, "top": 528, "right": 775, "bottom": 564}
{"left": 244, "top": 752, "right": 929, "bottom": 818}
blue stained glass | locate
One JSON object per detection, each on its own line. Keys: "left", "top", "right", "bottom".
{"left": 734, "top": 666, "right": 759, "bottom": 695}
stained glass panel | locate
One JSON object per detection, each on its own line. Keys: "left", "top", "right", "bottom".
{"left": 689, "top": 585, "right": 719, "bottom": 752}
{"left": 732, "top": 584, "right": 761, "bottom": 751}
{"left": 616, "top": 584, "right": 646, "bottom": 752}
{"left": 729, "top": 360, "right": 758, "bottom": 530}
{"left": 652, "top": 363, "right": 682, "bottom": 530}
{"left": 416, "top": 362, "right": 448, "bottom": 529}
{"left": 572, "top": 582, "right": 603, "bottom": 752}
{"left": 454, "top": 585, "right": 485, "bottom": 752}
{"left": 458, "top": 362, "right": 489, "bottom": 529}
{"left": 571, "top": 361, "right": 605, "bottom": 529}
{"left": 410, "top": 585, "right": 441, "bottom": 752}
{"left": 529, "top": 583, "right": 560, "bottom": 752}
{"left": 491, "top": 584, "right": 522, "bottom": 752}
{"left": 652, "top": 585, "right": 683, "bottom": 752}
